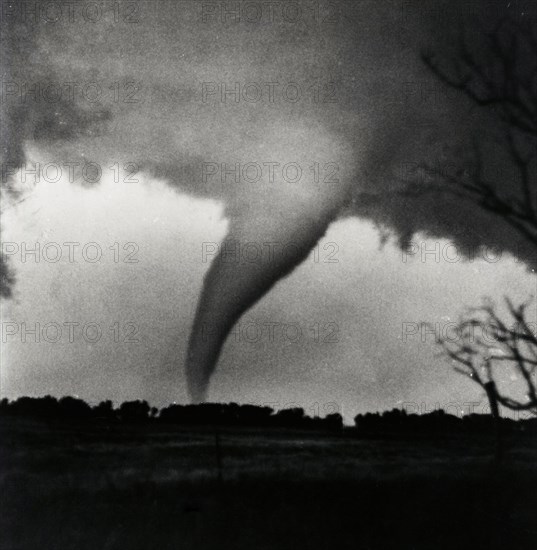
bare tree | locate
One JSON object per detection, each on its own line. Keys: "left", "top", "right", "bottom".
{"left": 417, "top": 16, "right": 537, "bottom": 431}
{"left": 407, "top": 17, "right": 537, "bottom": 246}
{"left": 437, "top": 298, "right": 537, "bottom": 417}
{"left": 435, "top": 297, "right": 537, "bottom": 461}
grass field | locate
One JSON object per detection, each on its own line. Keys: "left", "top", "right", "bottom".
{"left": 1, "top": 419, "right": 536, "bottom": 550}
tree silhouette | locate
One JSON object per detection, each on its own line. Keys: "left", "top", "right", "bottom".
{"left": 414, "top": 19, "right": 537, "bottom": 416}
{"left": 273, "top": 407, "right": 306, "bottom": 428}
{"left": 413, "top": 17, "right": 537, "bottom": 450}
{"left": 437, "top": 298, "right": 537, "bottom": 417}
{"left": 93, "top": 400, "right": 117, "bottom": 422}
{"left": 58, "top": 396, "right": 93, "bottom": 420}
{"left": 418, "top": 18, "right": 537, "bottom": 246}
{"left": 119, "top": 400, "right": 151, "bottom": 423}
{"left": 324, "top": 413, "right": 344, "bottom": 431}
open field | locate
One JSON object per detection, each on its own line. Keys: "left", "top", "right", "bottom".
{"left": 1, "top": 420, "right": 536, "bottom": 550}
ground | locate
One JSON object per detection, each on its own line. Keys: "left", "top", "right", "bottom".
{"left": 1, "top": 419, "right": 536, "bottom": 550}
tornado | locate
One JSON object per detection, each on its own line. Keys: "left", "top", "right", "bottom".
{"left": 185, "top": 205, "right": 344, "bottom": 403}
{"left": 181, "top": 113, "right": 357, "bottom": 402}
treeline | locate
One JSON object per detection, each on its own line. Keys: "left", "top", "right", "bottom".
{"left": 1, "top": 396, "right": 536, "bottom": 434}
{"left": 0, "top": 396, "right": 343, "bottom": 430}
{"left": 354, "top": 408, "right": 537, "bottom": 436}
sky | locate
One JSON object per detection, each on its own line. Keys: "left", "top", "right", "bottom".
{"left": 1, "top": 0, "right": 536, "bottom": 422}
{"left": 2, "top": 171, "right": 535, "bottom": 422}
